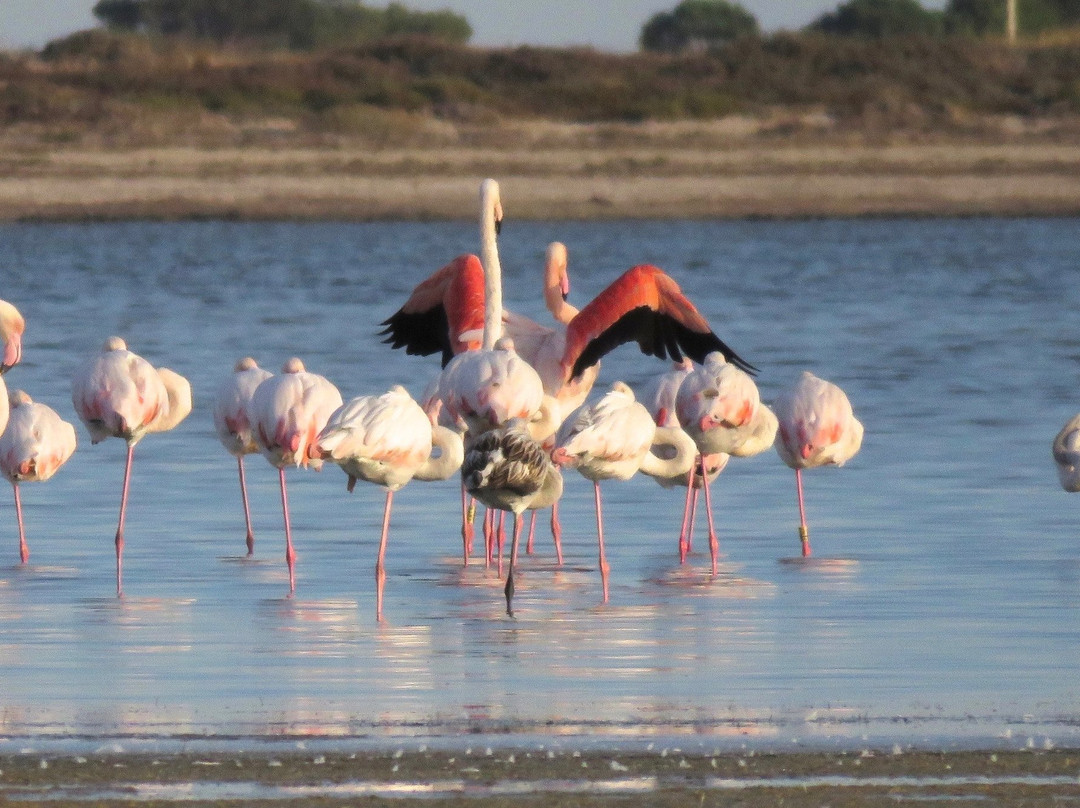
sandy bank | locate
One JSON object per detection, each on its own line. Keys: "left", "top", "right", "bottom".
{"left": 2, "top": 142, "right": 1079, "bottom": 220}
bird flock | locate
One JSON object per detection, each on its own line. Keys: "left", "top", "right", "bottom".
{"left": 0, "top": 178, "right": 875, "bottom": 621}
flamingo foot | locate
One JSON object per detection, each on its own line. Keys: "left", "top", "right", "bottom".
{"left": 19, "top": 539, "right": 28, "bottom": 565}
{"left": 246, "top": 532, "right": 255, "bottom": 557}
{"left": 799, "top": 525, "right": 812, "bottom": 558}
{"left": 599, "top": 560, "right": 610, "bottom": 603}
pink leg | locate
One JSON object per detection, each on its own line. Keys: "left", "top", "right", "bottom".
{"left": 497, "top": 512, "right": 506, "bottom": 577}
{"left": 484, "top": 507, "right": 494, "bottom": 568}
{"left": 678, "top": 474, "right": 694, "bottom": 563}
{"left": 460, "top": 484, "right": 474, "bottom": 566}
{"left": 13, "top": 483, "right": 28, "bottom": 564}
{"left": 238, "top": 456, "right": 255, "bottom": 556}
{"left": 115, "top": 443, "right": 135, "bottom": 598}
{"left": 550, "top": 503, "right": 563, "bottom": 566}
{"left": 593, "top": 482, "right": 610, "bottom": 603}
{"left": 278, "top": 467, "right": 296, "bottom": 594}
{"left": 699, "top": 455, "right": 719, "bottom": 576}
{"left": 375, "top": 490, "right": 393, "bottom": 622}
{"left": 796, "top": 468, "right": 811, "bottom": 557}
{"left": 526, "top": 511, "right": 537, "bottom": 554}
{"left": 687, "top": 487, "right": 699, "bottom": 554}
{"left": 505, "top": 511, "right": 522, "bottom": 617}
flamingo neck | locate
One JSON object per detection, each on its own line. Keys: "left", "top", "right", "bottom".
{"left": 639, "top": 426, "right": 697, "bottom": 480}
{"left": 415, "top": 426, "right": 465, "bottom": 482}
{"left": 543, "top": 245, "right": 577, "bottom": 325}
{"left": 479, "top": 180, "right": 503, "bottom": 350}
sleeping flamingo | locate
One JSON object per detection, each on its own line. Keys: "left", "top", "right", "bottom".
{"left": 315, "top": 385, "right": 464, "bottom": 621}
{"left": 1053, "top": 413, "right": 1080, "bottom": 492}
{"left": 773, "top": 371, "right": 864, "bottom": 558}
{"left": 462, "top": 418, "right": 563, "bottom": 617}
{"left": 675, "top": 353, "right": 778, "bottom": 571}
{"left": 72, "top": 337, "right": 192, "bottom": 596}
{"left": 553, "top": 381, "right": 696, "bottom": 602}
{"left": 0, "top": 299, "right": 25, "bottom": 374}
{"left": 213, "top": 357, "right": 273, "bottom": 556}
{"left": 641, "top": 359, "right": 730, "bottom": 565}
{"left": 0, "top": 390, "right": 77, "bottom": 564}
{"left": 248, "top": 358, "right": 342, "bottom": 594}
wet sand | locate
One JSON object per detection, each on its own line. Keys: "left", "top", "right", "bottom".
{"left": 3, "top": 747, "right": 1080, "bottom": 806}
{"left": 2, "top": 141, "right": 1080, "bottom": 220}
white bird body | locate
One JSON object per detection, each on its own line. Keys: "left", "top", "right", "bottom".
{"left": 773, "top": 370, "right": 863, "bottom": 557}
{"left": 71, "top": 337, "right": 191, "bottom": 595}
{"left": 0, "top": 390, "right": 77, "bottom": 563}
{"left": 214, "top": 357, "right": 274, "bottom": 555}
{"left": 0, "top": 391, "right": 77, "bottom": 484}
{"left": 438, "top": 179, "right": 547, "bottom": 443}
{"left": 72, "top": 336, "right": 169, "bottom": 446}
{"left": 774, "top": 371, "right": 863, "bottom": 470}
{"left": 249, "top": 357, "right": 342, "bottom": 593}
{"left": 554, "top": 381, "right": 696, "bottom": 601}
{"left": 676, "top": 352, "right": 762, "bottom": 457}
{"left": 318, "top": 385, "right": 463, "bottom": 491}
{"left": 1053, "top": 413, "right": 1080, "bottom": 492}
{"left": 249, "top": 358, "right": 342, "bottom": 471}
{"left": 316, "top": 384, "right": 464, "bottom": 620}
{"left": 214, "top": 357, "right": 273, "bottom": 457}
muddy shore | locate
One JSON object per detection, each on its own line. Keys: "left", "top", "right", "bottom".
{"left": 2, "top": 140, "right": 1080, "bottom": 220}
{"left": 2, "top": 747, "right": 1079, "bottom": 806}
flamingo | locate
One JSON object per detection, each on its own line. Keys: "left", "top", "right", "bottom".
{"left": 0, "top": 390, "right": 77, "bottom": 564}
{"left": 462, "top": 418, "right": 563, "bottom": 617}
{"left": 71, "top": 337, "right": 192, "bottom": 596}
{"left": 315, "top": 385, "right": 464, "bottom": 621}
{"left": 553, "top": 381, "right": 697, "bottom": 602}
{"left": 381, "top": 234, "right": 756, "bottom": 416}
{"left": 641, "top": 359, "right": 730, "bottom": 565}
{"left": 213, "top": 357, "right": 273, "bottom": 556}
{"left": 248, "top": 357, "right": 342, "bottom": 594}
{"left": 773, "top": 371, "right": 864, "bottom": 558}
{"left": 431, "top": 179, "right": 551, "bottom": 563}
{"left": 0, "top": 299, "right": 25, "bottom": 374}
{"left": 675, "top": 352, "right": 778, "bottom": 570}
{"left": 1053, "top": 413, "right": 1080, "bottom": 492}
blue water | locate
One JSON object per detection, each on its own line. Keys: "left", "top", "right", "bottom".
{"left": 0, "top": 217, "right": 1078, "bottom": 752}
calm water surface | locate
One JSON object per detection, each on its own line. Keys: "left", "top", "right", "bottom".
{"left": 0, "top": 217, "right": 1078, "bottom": 752}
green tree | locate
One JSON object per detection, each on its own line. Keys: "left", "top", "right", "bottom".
{"left": 91, "top": 0, "right": 472, "bottom": 48}
{"left": 808, "top": 0, "right": 945, "bottom": 37}
{"left": 639, "top": 0, "right": 760, "bottom": 52}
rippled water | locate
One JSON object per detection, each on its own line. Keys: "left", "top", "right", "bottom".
{"left": 1, "top": 217, "right": 1078, "bottom": 751}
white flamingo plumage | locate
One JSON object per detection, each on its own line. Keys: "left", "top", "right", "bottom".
{"left": 672, "top": 352, "right": 777, "bottom": 569}
{"left": 773, "top": 371, "right": 864, "bottom": 557}
{"left": 248, "top": 357, "right": 342, "bottom": 593}
{"left": 213, "top": 357, "right": 274, "bottom": 556}
{"left": 553, "top": 381, "right": 696, "bottom": 602}
{"left": 316, "top": 385, "right": 464, "bottom": 621}
{"left": 0, "top": 390, "right": 77, "bottom": 564}
{"left": 72, "top": 337, "right": 192, "bottom": 596}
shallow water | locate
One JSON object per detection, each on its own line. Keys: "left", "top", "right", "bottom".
{"left": 1, "top": 217, "right": 1079, "bottom": 752}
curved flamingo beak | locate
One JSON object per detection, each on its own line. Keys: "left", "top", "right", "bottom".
{"left": 1, "top": 333, "right": 22, "bottom": 374}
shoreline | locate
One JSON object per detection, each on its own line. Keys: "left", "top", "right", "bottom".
{"left": 3, "top": 747, "right": 1079, "bottom": 806}
{"left": 2, "top": 141, "right": 1080, "bottom": 220}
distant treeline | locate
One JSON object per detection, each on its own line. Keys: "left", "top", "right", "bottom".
{"left": 91, "top": 0, "right": 471, "bottom": 49}
{"left": 14, "top": 30, "right": 1080, "bottom": 135}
